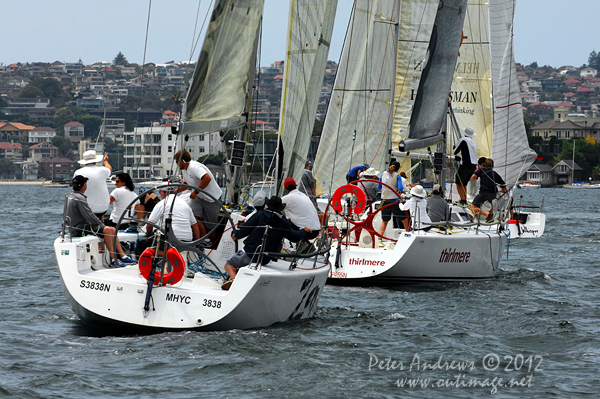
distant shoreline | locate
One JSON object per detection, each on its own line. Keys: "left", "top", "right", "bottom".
{"left": 0, "top": 180, "right": 45, "bottom": 185}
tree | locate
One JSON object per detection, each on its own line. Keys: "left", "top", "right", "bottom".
{"left": 527, "top": 61, "right": 538, "bottom": 69}
{"left": 78, "top": 114, "right": 103, "bottom": 139}
{"left": 0, "top": 159, "right": 17, "bottom": 179}
{"left": 31, "top": 78, "right": 62, "bottom": 99}
{"left": 52, "top": 135, "right": 74, "bottom": 158}
{"left": 588, "top": 50, "right": 600, "bottom": 70}
{"left": 53, "top": 107, "right": 76, "bottom": 133}
{"left": 19, "top": 85, "right": 44, "bottom": 98}
{"left": 113, "top": 51, "right": 128, "bottom": 66}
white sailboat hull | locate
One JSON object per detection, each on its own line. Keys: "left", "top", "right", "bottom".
{"left": 328, "top": 229, "right": 507, "bottom": 283}
{"left": 55, "top": 236, "right": 329, "bottom": 331}
{"left": 507, "top": 212, "right": 545, "bottom": 238}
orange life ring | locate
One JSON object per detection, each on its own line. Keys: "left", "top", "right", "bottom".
{"left": 331, "top": 184, "right": 367, "bottom": 215}
{"left": 139, "top": 247, "right": 185, "bottom": 286}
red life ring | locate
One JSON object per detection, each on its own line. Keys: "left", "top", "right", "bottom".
{"left": 331, "top": 184, "right": 367, "bottom": 215}
{"left": 139, "top": 247, "right": 185, "bottom": 286}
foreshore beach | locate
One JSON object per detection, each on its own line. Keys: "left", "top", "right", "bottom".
{"left": 0, "top": 180, "right": 45, "bottom": 185}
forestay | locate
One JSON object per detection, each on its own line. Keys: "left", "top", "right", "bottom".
{"left": 489, "top": 0, "right": 536, "bottom": 186}
{"left": 279, "top": 0, "right": 338, "bottom": 188}
{"left": 183, "top": 0, "right": 265, "bottom": 134}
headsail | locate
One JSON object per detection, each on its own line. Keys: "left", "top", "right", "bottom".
{"left": 314, "top": 0, "right": 399, "bottom": 195}
{"left": 489, "top": 0, "right": 536, "bottom": 186}
{"left": 450, "top": 1, "right": 493, "bottom": 157}
{"left": 183, "top": 0, "right": 265, "bottom": 134}
{"left": 400, "top": 0, "right": 468, "bottom": 152}
{"left": 279, "top": 0, "right": 338, "bottom": 188}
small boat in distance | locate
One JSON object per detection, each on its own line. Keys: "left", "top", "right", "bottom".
{"left": 517, "top": 181, "right": 541, "bottom": 188}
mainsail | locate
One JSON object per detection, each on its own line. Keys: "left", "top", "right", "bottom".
{"left": 450, "top": 1, "right": 493, "bottom": 157}
{"left": 400, "top": 0, "right": 468, "bottom": 152}
{"left": 278, "top": 0, "right": 338, "bottom": 188}
{"left": 183, "top": 0, "right": 265, "bottom": 134}
{"left": 489, "top": 0, "right": 536, "bottom": 185}
{"left": 314, "top": 0, "right": 400, "bottom": 195}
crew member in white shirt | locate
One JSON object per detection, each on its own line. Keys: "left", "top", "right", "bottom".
{"left": 74, "top": 150, "right": 112, "bottom": 220}
{"left": 281, "top": 177, "right": 321, "bottom": 240}
{"left": 174, "top": 149, "right": 222, "bottom": 239}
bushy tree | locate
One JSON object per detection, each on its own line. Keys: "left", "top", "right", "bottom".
{"left": 588, "top": 50, "right": 600, "bottom": 70}
{"left": 0, "top": 159, "right": 16, "bottom": 179}
{"left": 51, "top": 135, "right": 74, "bottom": 158}
{"left": 54, "top": 107, "right": 75, "bottom": 133}
{"left": 19, "top": 85, "right": 44, "bottom": 98}
{"left": 113, "top": 52, "right": 128, "bottom": 66}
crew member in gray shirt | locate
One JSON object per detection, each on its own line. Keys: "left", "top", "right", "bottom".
{"left": 66, "top": 175, "right": 135, "bottom": 267}
{"left": 426, "top": 184, "right": 450, "bottom": 224}
{"left": 298, "top": 160, "right": 318, "bottom": 209}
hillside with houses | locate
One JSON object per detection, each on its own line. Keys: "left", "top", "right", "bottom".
{"left": 0, "top": 52, "right": 599, "bottom": 186}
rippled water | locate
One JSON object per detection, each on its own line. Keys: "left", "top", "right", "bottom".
{"left": 1, "top": 185, "right": 598, "bottom": 398}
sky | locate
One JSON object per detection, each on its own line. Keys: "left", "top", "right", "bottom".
{"left": 2, "top": 0, "right": 599, "bottom": 69}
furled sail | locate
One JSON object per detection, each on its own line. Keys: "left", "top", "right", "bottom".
{"left": 391, "top": 0, "right": 439, "bottom": 150}
{"left": 279, "top": 0, "right": 338, "bottom": 186}
{"left": 489, "top": 0, "right": 536, "bottom": 186}
{"left": 450, "top": 1, "right": 493, "bottom": 157}
{"left": 314, "top": 0, "right": 399, "bottom": 195}
{"left": 400, "top": 0, "right": 468, "bottom": 152}
{"left": 183, "top": 0, "right": 265, "bottom": 134}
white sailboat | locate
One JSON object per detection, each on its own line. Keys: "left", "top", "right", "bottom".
{"left": 54, "top": 0, "right": 332, "bottom": 332}
{"left": 315, "top": 0, "right": 508, "bottom": 283}
{"left": 450, "top": 0, "right": 545, "bottom": 238}
{"left": 563, "top": 140, "right": 600, "bottom": 189}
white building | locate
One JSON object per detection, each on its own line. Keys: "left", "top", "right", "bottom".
{"left": 123, "top": 124, "right": 224, "bottom": 179}
{"left": 29, "top": 126, "right": 56, "bottom": 143}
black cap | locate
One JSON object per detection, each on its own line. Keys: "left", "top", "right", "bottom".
{"left": 72, "top": 175, "right": 89, "bottom": 185}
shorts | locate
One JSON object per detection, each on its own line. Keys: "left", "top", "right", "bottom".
{"left": 72, "top": 223, "right": 104, "bottom": 238}
{"left": 380, "top": 200, "right": 407, "bottom": 222}
{"left": 472, "top": 191, "right": 497, "bottom": 208}
{"left": 226, "top": 250, "right": 252, "bottom": 269}
{"left": 346, "top": 174, "right": 359, "bottom": 183}
{"left": 455, "top": 164, "right": 477, "bottom": 186}
{"left": 190, "top": 197, "right": 222, "bottom": 230}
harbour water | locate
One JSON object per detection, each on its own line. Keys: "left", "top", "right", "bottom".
{"left": 1, "top": 185, "right": 599, "bottom": 398}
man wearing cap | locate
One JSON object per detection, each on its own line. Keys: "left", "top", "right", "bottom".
{"left": 66, "top": 175, "right": 136, "bottom": 267}
{"left": 298, "top": 160, "right": 318, "bottom": 209}
{"left": 146, "top": 186, "right": 200, "bottom": 246}
{"left": 453, "top": 126, "right": 478, "bottom": 205}
{"left": 281, "top": 177, "right": 321, "bottom": 241}
{"left": 469, "top": 158, "right": 506, "bottom": 221}
{"left": 74, "top": 150, "right": 112, "bottom": 219}
{"left": 356, "top": 167, "right": 380, "bottom": 202}
{"left": 346, "top": 163, "right": 369, "bottom": 183}
{"left": 173, "top": 149, "right": 222, "bottom": 239}
{"left": 400, "top": 185, "right": 432, "bottom": 231}
{"left": 222, "top": 195, "right": 308, "bottom": 290}
{"left": 426, "top": 184, "right": 450, "bottom": 224}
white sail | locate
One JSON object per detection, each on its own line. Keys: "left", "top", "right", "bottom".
{"left": 279, "top": 0, "right": 338, "bottom": 185}
{"left": 314, "top": 0, "right": 399, "bottom": 195}
{"left": 450, "top": 1, "right": 493, "bottom": 157}
{"left": 391, "top": 0, "right": 439, "bottom": 150}
{"left": 183, "top": 0, "right": 265, "bottom": 133}
{"left": 489, "top": 0, "right": 536, "bottom": 186}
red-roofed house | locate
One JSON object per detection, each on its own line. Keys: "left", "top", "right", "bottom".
{"left": 0, "top": 142, "right": 23, "bottom": 160}
{"left": 563, "top": 77, "right": 581, "bottom": 88}
{"left": 64, "top": 121, "right": 85, "bottom": 142}
{"left": 577, "top": 87, "right": 595, "bottom": 97}
{"left": 29, "top": 142, "right": 59, "bottom": 162}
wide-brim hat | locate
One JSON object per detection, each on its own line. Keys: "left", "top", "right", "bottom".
{"left": 266, "top": 195, "right": 286, "bottom": 213}
{"left": 410, "top": 185, "right": 427, "bottom": 198}
{"left": 363, "top": 167, "right": 379, "bottom": 177}
{"left": 78, "top": 150, "right": 103, "bottom": 165}
{"left": 463, "top": 126, "right": 476, "bottom": 137}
